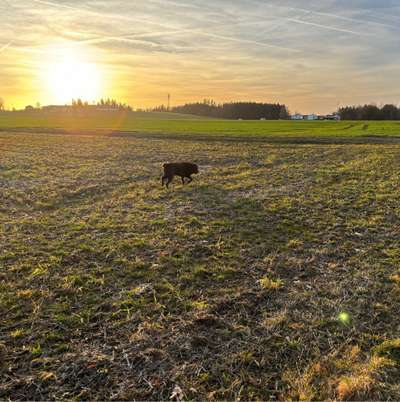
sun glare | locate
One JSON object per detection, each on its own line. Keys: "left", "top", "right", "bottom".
{"left": 43, "top": 46, "right": 103, "bottom": 104}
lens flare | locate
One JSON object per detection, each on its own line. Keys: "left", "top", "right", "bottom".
{"left": 338, "top": 312, "right": 351, "bottom": 325}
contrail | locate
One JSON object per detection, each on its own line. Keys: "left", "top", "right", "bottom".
{"left": 0, "top": 41, "right": 13, "bottom": 53}
{"left": 247, "top": 0, "right": 398, "bottom": 31}
{"left": 197, "top": 31, "right": 300, "bottom": 52}
{"left": 77, "top": 28, "right": 196, "bottom": 46}
{"left": 287, "top": 18, "right": 370, "bottom": 36}
{"left": 147, "top": 0, "right": 204, "bottom": 12}
{"left": 28, "top": 0, "right": 300, "bottom": 52}
{"left": 30, "top": 0, "right": 186, "bottom": 29}
{"left": 27, "top": 0, "right": 393, "bottom": 45}
{"left": 145, "top": 0, "right": 384, "bottom": 35}
{"left": 282, "top": 5, "right": 398, "bottom": 30}
{"left": 215, "top": 9, "right": 368, "bottom": 45}
{"left": 76, "top": 34, "right": 190, "bottom": 53}
{"left": 77, "top": 28, "right": 300, "bottom": 53}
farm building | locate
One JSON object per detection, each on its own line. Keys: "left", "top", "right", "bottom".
{"left": 291, "top": 113, "right": 304, "bottom": 120}
{"left": 290, "top": 113, "right": 340, "bottom": 121}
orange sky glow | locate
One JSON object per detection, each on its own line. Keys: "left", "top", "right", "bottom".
{"left": 1, "top": 0, "right": 400, "bottom": 114}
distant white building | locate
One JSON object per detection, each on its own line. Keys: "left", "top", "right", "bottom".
{"left": 290, "top": 113, "right": 325, "bottom": 121}
{"left": 291, "top": 113, "right": 304, "bottom": 120}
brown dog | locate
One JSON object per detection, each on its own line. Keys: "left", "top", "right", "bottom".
{"left": 162, "top": 162, "right": 199, "bottom": 188}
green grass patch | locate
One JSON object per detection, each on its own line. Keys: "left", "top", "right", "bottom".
{"left": 1, "top": 110, "right": 400, "bottom": 138}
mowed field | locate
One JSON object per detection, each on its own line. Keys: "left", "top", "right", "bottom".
{"left": 2, "top": 110, "right": 400, "bottom": 138}
{"left": 1, "top": 130, "right": 400, "bottom": 400}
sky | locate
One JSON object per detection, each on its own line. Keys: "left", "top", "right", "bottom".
{"left": 1, "top": 0, "right": 400, "bottom": 114}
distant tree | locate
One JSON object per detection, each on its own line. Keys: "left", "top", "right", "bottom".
{"left": 279, "top": 105, "right": 290, "bottom": 120}
{"left": 168, "top": 100, "right": 290, "bottom": 120}
{"left": 363, "top": 104, "right": 381, "bottom": 120}
{"left": 0, "top": 98, "right": 4, "bottom": 111}
{"left": 96, "top": 98, "right": 122, "bottom": 109}
{"left": 153, "top": 104, "right": 168, "bottom": 112}
{"left": 381, "top": 104, "right": 399, "bottom": 120}
{"left": 338, "top": 104, "right": 400, "bottom": 120}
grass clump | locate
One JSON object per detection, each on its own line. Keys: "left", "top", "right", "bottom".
{"left": 259, "top": 276, "right": 284, "bottom": 290}
{"left": 373, "top": 339, "right": 400, "bottom": 364}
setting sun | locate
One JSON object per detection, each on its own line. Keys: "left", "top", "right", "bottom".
{"left": 43, "top": 47, "right": 103, "bottom": 104}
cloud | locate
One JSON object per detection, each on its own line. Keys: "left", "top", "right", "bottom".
{"left": 1, "top": 0, "right": 400, "bottom": 112}
{"left": 27, "top": 0, "right": 300, "bottom": 52}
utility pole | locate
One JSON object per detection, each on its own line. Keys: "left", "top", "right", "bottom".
{"left": 167, "top": 93, "right": 170, "bottom": 111}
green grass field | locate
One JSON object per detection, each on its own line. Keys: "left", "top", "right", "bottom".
{"left": 1, "top": 130, "right": 400, "bottom": 400}
{"left": 2, "top": 110, "right": 400, "bottom": 139}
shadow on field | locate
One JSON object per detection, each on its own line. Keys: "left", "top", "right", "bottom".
{"left": 129, "top": 183, "right": 331, "bottom": 399}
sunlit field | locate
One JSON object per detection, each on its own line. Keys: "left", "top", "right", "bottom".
{"left": 2, "top": 111, "right": 400, "bottom": 139}
{"left": 1, "top": 131, "right": 400, "bottom": 400}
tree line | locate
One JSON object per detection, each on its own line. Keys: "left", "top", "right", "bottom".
{"left": 3, "top": 94, "right": 400, "bottom": 120}
{"left": 153, "top": 99, "right": 290, "bottom": 120}
{"left": 21, "top": 98, "right": 132, "bottom": 112}
{"left": 71, "top": 98, "right": 132, "bottom": 111}
{"left": 338, "top": 104, "right": 400, "bottom": 120}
